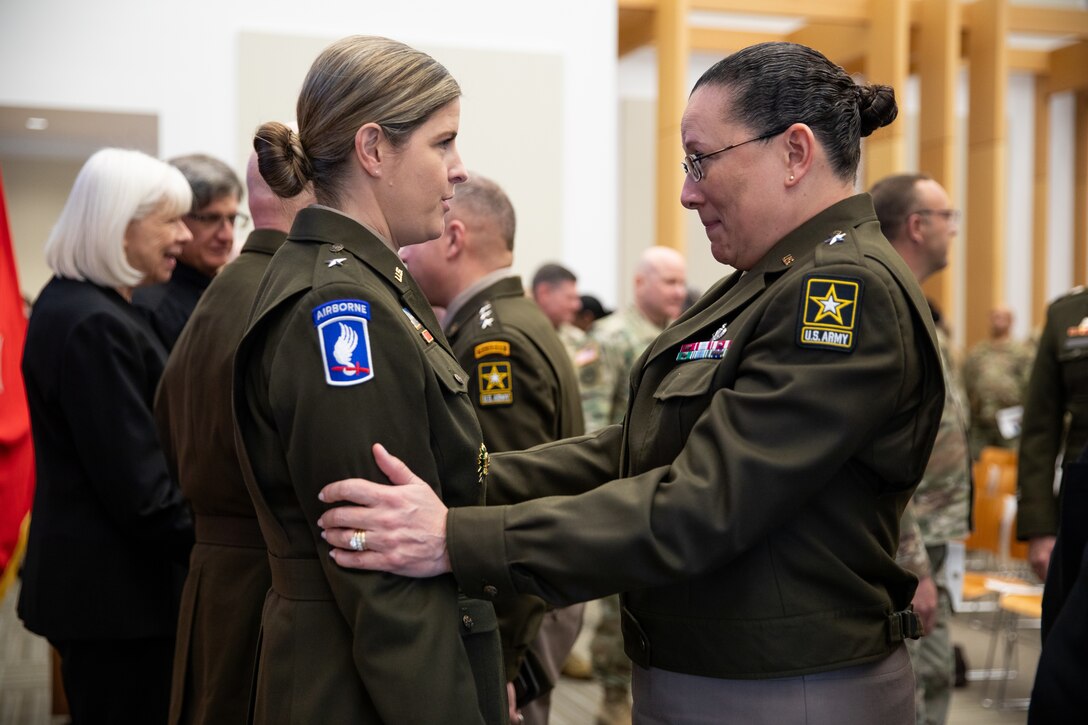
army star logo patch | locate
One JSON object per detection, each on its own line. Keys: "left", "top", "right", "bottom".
{"left": 796, "top": 275, "right": 863, "bottom": 352}
{"left": 478, "top": 361, "right": 513, "bottom": 406}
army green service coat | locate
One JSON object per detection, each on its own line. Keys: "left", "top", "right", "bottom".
{"left": 233, "top": 208, "right": 503, "bottom": 724}
{"left": 1018, "top": 287, "right": 1088, "bottom": 540}
{"left": 445, "top": 274, "right": 585, "bottom": 680}
{"left": 155, "top": 229, "right": 286, "bottom": 725}
{"left": 447, "top": 195, "right": 945, "bottom": 680}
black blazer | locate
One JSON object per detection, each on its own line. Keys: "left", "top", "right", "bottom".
{"left": 18, "top": 277, "right": 192, "bottom": 641}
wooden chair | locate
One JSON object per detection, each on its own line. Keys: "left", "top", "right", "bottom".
{"left": 962, "top": 447, "right": 1033, "bottom": 607}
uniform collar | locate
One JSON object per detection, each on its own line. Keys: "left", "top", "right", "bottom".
{"left": 445, "top": 275, "right": 524, "bottom": 338}
{"left": 644, "top": 194, "right": 876, "bottom": 365}
{"left": 289, "top": 206, "right": 412, "bottom": 296}
{"left": 444, "top": 269, "right": 518, "bottom": 333}
{"left": 239, "top": 228, "right": 288, "bottom": 257}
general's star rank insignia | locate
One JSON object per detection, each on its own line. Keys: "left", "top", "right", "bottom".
{"left": 478, "top": 361, "right": 513, "bottom": 406}
{"left": 478, "top": 302, "right": 495, "bottom": 330}
{"left": 796, "top": 275, "right": 863, "bottom": 352}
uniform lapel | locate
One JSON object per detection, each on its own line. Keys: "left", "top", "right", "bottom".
{"left": 643, "top": 269, "right": 762, "bottom": 366}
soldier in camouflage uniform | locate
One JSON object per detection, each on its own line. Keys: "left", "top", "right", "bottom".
{"left": 872, "top": 174, "right": 971, "bottom": 725}
{"left": 578, "top": 246, "right": 686, "bottom": 725}
{"left": 962, "top": 306, "right": 1035, "bottom": 458}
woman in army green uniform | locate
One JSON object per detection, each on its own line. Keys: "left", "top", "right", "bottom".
{"left": 319, "top": 41, "right": 945, "bottom": 725}
{"left": 233, "top": 36, "right": 504, "bottom": 723}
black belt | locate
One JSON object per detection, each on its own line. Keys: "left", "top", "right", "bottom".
{"left": 888, "top": 609, "right": 923, "bottom": 641}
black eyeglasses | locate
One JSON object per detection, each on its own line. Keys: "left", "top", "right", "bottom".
{"left": 910, "top": 209, "right": 961, "bottom": 223}
{"left": 186, "top": 211, "right": 251, "bottom": 229}
{"left": 681, "top": 127, "right": 789, "bottom": 182}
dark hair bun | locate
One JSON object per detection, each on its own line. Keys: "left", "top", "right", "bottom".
{"left": 254, "top": 122, "right": 313, "bottom": 199}
{"left": 857, "top": 84, "right": 898, "bottom": 138}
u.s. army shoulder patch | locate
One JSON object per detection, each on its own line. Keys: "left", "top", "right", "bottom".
{"left": 478, "top": 361, "right": 513, "bottom": 406}
{"left": 312, "top": 299, "right": 374, "bottom": 386}
{"left": 796, "top": 275, "right": 863, "bottom": 352}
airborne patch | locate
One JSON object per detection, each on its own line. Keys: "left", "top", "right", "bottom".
{"left": 478, "top": 361, "right": 513, "bottom": 406}
{"left": 796, "top": 275, "right": 863, "bottom": 352}
{"left": 312, "top": 299, "right": 374, "bottom": 386}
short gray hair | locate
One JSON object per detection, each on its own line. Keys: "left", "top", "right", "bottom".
{"left": 450, "top": 175, "right": 516, "bottom": 251}
{"left": 169, "top": 153, "right": 244, "bottom": 211}
{"left": 45, "top": 148, "right": 192, "bottom": 288}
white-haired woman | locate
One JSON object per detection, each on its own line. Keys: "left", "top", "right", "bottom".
{"left": 18, "top": 147, "right": 196, "bottom": 724}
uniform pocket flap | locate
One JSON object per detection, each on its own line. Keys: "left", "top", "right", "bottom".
{"left": 425, "top": 344, "right": 469, "bottom": 395}
{"left": 652, "top": 359, "right": 719, "bottom": 401}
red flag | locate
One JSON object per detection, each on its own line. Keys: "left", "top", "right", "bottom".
{"left": 0, "top": 162, "right": 35, "bottom": 598}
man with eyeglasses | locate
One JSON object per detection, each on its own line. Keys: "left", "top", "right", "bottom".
{"left": 871, "top": 173, "right": 970, "bottom": 725}
{"left": 134, "top": 153, "right": 245, "bottom": 349}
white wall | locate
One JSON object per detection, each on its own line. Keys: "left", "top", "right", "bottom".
{"left": 0, "top": 0, "right": 620, "bottom": 302}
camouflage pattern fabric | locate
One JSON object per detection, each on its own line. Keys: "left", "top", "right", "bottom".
{"left": 579, "top": 307, "right": 663, "bottom": 433}
{"left": 961, "top": 339, "right": 1035, "bottom": 458}
{"left": 898, "top": 328, "right": 970, "bottom": 725}
{"left": 908, "top": 327, "right": 972, "bottom": 547}
{"left": 896, "top": 507, "right": 930, "bottom": 578}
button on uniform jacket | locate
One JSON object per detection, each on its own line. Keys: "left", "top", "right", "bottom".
{"left": 233, "top": 208, "right": 503, "bottom": 724}
{"left": 446, "top": 195, "right": 945, "bottom": 679}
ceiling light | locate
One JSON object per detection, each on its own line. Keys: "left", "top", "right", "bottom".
{"left": 25, "top": 117, "right": 48, "bottom": 131}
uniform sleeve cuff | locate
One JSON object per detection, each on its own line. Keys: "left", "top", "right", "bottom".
{"left": 448, "top": 505, "right": 517, "bottom": 602}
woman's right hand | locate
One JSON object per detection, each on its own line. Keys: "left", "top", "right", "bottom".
{"left": 318, "top": 444, "right": 453, "bottom": 577}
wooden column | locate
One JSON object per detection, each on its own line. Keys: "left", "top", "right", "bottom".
{"left": 1075, "top": 90, "right": 1088, "bottom": 287}
{"left": 862, "top": 0, "right": 910, "bottom": 188}
{"left": 655, "top": 0, "right": 689, "bottom": 253}
{"left": 1031, "top": 78, "right": 1051, "bottom": 326}
{"left": 965, "top": 0, "right": 1009, "bottom": 347}
{"left": 918, "top": 0, "right": 960, "bottom": 314}
{"left": 1047, "top": 41, "right": 1088, "bottom": 292}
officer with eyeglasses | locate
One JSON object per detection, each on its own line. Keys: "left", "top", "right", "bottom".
{"left": 318, "top": 42, "right": 945, "bottom": 724}
{"left": 871, "top": 173, "right": 971, "bottom": 725}
{"left": 134, "top": 153, "right": 245, "bottom": 349}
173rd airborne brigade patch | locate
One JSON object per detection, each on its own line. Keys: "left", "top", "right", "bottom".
{"left": 796, "top": 275, "right": 863, "bottom": 352}
{"left": 313, "top": 299, "right": 374, "bottom": 386}
{"left": 475, "top": 341, "right": 513, "bottom": 406}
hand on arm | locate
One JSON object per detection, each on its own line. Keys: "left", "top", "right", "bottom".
{"left": 318, "top": 444, "right": 453, "bottom": 577}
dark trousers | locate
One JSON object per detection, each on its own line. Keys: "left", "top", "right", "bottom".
{"left": 53, "top": 636, "right": 174, "bottom": 725}
{"left": 1028, "top": 447, "right": 1088, "bottom": 723}
{"left": 1029, "top": 539, "right": 1088, "bottom": 724}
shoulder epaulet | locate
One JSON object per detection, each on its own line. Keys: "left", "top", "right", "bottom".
{"left": 812, "top": 228, "right": 862, "bottom": 267}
